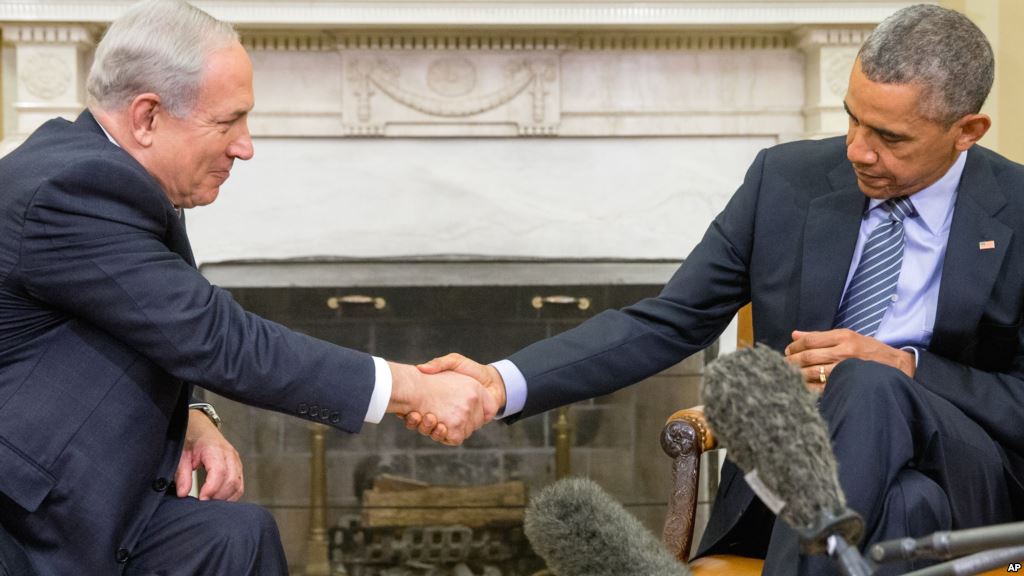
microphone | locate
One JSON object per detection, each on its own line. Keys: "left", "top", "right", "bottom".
{"left": 871, "top": 521, "right": 1024, "bottom": 563}
{"left": 702, "top": 345, "right": 872, "bottom": 576}
{"left": 523, "top": 477, "right": 690, "bottom": 576}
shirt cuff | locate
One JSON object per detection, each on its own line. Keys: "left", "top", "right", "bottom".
{"left": 900, "top": 346, "right": 920, "bottom": 368}
{"left": 491, "top": 359, "right": 527, "bottom": 419}
{"left": 364, "top": 356, "right": 391, "bottom": 424}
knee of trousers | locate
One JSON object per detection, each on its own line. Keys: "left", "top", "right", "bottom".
{"left": 886, "top": 469, "right": 952, "bottom": 538}
{"left": 820, "top": 358, "right": 916, "bottom": 416}
{"left": 203, "top": 502, "right": 283, "bottom": 557}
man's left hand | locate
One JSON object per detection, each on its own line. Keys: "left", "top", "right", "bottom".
{"left": 175, "top": 409, "right": 244, "bottom": 501}
{"left": 785, "top": 329, "right": 916, "bottom": 392}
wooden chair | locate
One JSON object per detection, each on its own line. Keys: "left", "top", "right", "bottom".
{"left": 663, "top": 305, "right": 1007, "bottom": 573}
{"left": 659, "top": 305, "right": 1006, "bottom": 576}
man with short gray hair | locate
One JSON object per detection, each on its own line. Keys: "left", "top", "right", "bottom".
{"left": 412, "top": 4, "right": 1024, "bottom": 574}
{"left": 0, "top": 1, "right": 496, "bottom": 574}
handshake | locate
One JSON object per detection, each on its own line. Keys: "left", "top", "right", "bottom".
{"left": 386, "top": 354, "right": 505, "bottom": 446}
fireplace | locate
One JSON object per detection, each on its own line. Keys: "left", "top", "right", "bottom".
{"left": 201, "top": 258, "right": 709, "bottom": 573}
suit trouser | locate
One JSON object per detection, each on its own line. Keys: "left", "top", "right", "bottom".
{"left": 124, "top": 493, "right": 288, "bottom": 576}
{"left": 706, "top": 359, "right": 1020, "bottom": 576}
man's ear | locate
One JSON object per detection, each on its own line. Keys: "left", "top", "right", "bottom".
{"left": 953, "top": 113, "right": 991, "bottom": 151}
{"left": 127, "top": 93, "right": 162, "bottom": 147}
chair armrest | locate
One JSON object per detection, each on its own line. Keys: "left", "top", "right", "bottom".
{"left": 661, "top": 406, "right": 717, "bottom": 562}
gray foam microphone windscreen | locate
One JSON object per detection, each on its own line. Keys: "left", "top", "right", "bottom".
{"left": 524, "top": 477, "right": 690, "bottom": 576}
{"left": 702, "top": 345, "right": 846, "bottom": 536}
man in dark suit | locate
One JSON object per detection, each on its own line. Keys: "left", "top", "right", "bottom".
{"left": 411, "top": 5, "right": 1024, "bottom": 574}
{"left": 0, "top": 1, "right": 496, "bottom": 574}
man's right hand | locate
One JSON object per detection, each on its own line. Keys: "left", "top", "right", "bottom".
{"left": 404, "top": 354, "right": 506, "bottom": 440}
{"left": 386, "top": 361, "right": 499, "bottom": 445}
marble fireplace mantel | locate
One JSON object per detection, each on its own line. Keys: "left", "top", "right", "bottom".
{"left": 1, "top": 1, "right": 927, "bottom": 267}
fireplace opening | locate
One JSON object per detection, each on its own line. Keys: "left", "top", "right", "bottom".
{"left": 201, "top": 259, "right": 710, "bottom": 574}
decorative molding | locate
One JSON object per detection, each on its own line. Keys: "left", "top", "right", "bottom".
{"left": 342, "top": 50, "right": 560, "bottom": 135}
{"left": 333, "top": 33, "right": 571, "bottom": 52}
{"left": 0, "top": 2, "right": 924, "bottom": 28}
{"left": 19, "top": 51, "right": 72, "bottom": 100}
{"left": 794, "top": 27, "right": 872, "bottom": 48}
{"left": 567, "top": 33, "right": 792, "bottom": 51}
{"left": 349, "top": 56, "right": 554, "bottom": 118}
{"left": 334, "top": 32, "right": 795, "bottom": 52}
{"left": 6, "top": 27, "right": 94, "bottom": 136}
{"left": 342, "top": 124, "right": 386, "bottom": 136}
{"left": 823, "top": 48, "right": 858, "bottom": 98}
{"left": 2, "top": 24, "right": 96, "bottom": 45}
{"left": 242, "top": 33, "right": 335, "bottom": 52}
{"left": 519, "top": 124, "right": 559, "bottom": 136}
{"left": 426, "top": 56, "right": 477, "bottom": 97}
{"left": 245, "top": 32, "right": 793, "bottom": 53}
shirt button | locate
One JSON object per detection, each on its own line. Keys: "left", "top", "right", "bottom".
{"left": 115, "top": 548, "right": 130, "bottom": 564}
{"left": 152, "top": 478, "right": 169, "bottom": 492}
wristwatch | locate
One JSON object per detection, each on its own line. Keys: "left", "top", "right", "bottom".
{"left": 189, "top": 402, "right": 222, "bottom": 428}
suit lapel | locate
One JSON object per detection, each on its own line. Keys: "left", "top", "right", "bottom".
{"left": 929, "top": 150, "right": 1012, "bottom": 353}
{"left": 796, "top": 161, "right": 867, "bottom": 330}
{"left": 167, "top": 209, "right": 197, "bottom": 268}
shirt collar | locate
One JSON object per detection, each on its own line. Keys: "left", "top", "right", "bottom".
{"left": 95, "top": 117, "right": 120, "bottom": 148}
{"left": 866, "top": 150, "right": 966, "bottom": 235}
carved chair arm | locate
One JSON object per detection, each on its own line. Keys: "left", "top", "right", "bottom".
{"left": 661, "top": 406, "right": 717, "bottom": 563}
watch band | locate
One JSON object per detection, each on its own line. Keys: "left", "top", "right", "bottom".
{"left": 189, "top": 402, "right": 222, "bottom": 428}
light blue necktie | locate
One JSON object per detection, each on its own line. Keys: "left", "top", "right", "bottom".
{"left": 833, "top": 197, "right": 916, "bottom": 337}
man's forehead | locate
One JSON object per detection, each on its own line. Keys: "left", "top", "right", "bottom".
{"left": 194, "top": 46, "right": 254, "bottom": 116}
{"left": 847, "top": 70, "right": 929, "bottom": 122}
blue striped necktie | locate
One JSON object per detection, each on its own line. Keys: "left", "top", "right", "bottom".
{"left": 833, "top": 197, "right": 916, "bottom": 336}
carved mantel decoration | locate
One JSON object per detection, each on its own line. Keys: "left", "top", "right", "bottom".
{"left": 343, "top": 50, "right": 559, "bottom": 136}
{"left": 1, "top": 1, "right": 919, "bottom": 148}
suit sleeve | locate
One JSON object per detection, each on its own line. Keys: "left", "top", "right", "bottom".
{"left": 16, "top": 154, "right": 375, "bottom": 433}
{"left": 507, "top": 149, "right": 769, "bottom": 419}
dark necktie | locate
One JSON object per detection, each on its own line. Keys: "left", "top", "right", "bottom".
{"left": 833, "top": 197, "right": 915, "bottom": 336}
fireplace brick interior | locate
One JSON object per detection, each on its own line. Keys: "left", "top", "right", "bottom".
{"left": 207, "top": 283, "right": 708, "bottom": 571}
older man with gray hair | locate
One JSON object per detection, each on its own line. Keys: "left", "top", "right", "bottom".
{"left": 0, "top": 1, "right": 497, "bottom": 574}
{"left": 412, "top": 4, "right": 1024, "bottom": 575}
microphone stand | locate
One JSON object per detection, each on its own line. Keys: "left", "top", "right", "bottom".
{"left": 901, "top": 545, "right": 1024, "bottom": 576}
{"left": 872, "top": 521, "right": 1024, "bottom": 563}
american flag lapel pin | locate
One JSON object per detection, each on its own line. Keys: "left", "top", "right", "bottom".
{"left": 979, "top": 240, "right": 996, "bottom": 250}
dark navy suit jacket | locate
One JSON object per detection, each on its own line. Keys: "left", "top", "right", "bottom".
{"left": 504, "top": 137, "right": 1024, "bottom": 552}
{"left": 0, "top": 111, "right": 377, "bottom": 574}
